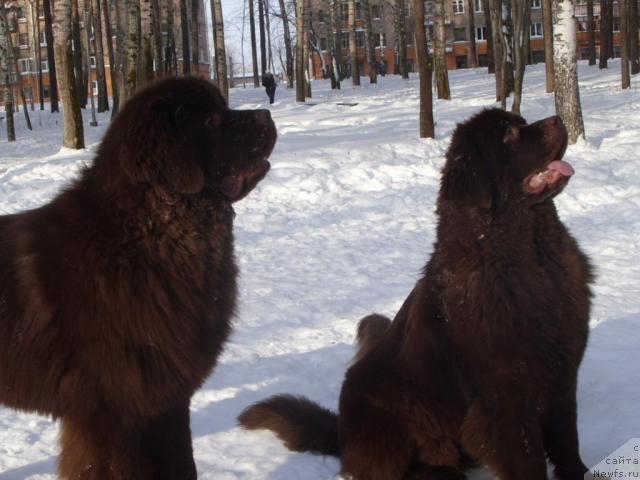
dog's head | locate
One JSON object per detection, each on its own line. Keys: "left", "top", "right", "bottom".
{"left": 440, "top": 108, "right": 571, "bottom": 210}
{"left": 96, "top": 77, "right": 277, "bottom": 202}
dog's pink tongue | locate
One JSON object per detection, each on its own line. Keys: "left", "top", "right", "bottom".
{"left": 547, "top": 160, "right": 575, "bottom": 177}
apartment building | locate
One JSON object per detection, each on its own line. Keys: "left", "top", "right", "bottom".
{"left": 309, "top": 0, "right": 628, "bottom": 78}
{"left": 2, "top": 0, "right": 210, "bottom": 106}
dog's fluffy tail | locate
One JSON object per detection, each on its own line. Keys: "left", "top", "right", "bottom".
{"left": 238, "top": 394, "right": 340, "bottom": 457}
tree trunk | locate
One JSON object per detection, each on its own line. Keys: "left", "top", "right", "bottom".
{"left": 629, "top": 0, "right": 639, "bottom": 75}
{"left": 489, "top": 0, "right": 503, "bottom": 100}
{"left": 180, "top": 0, "right": 191, "bottom": 74}
{"left": 434, "top": 0, "right": 450, "bottom": 99}
{"left": 348, "top": 0, "right": 360, "bottom": 85}
{"left": 71, "top": 0, "right": 86, "bottom": 108}
{"left": 278, "top": 0, "right": 294, "bottom": 87}
{"left": 483, "top": 0, "right": 495, "bottom": 73}
{"left": 122, "top": 0, "right": 140, "bottom": 105}
{"left": 165, "top": 0, "right": 178, "bottom": 74}
{"left": 395, "top": 0, "right": 408, "bottom": 78}
{"left": 258, "top": 0, "right": 267, "bottom": 76}
{"left": 150, "top": 0, "right": 164, "bottom": 76}
{"left": 30, "top": 0, "right": 45, "bottom": 110}
{"left": 598, "top": 0, "right": 608, "bottom": 68}
{"left": 295, "top": 0, "right": 305, "bottom": 100}
{"left": 138, "top": 0, "right": 154, "bottom": 84}
{"left": 212, "top": 0, "right": 229, "bottom": 99}
{"left": 511, "top": 0, "right": 530, "bottom": 114}
{"left": 362, "top": 0, "right": 377, "bottom": 83}
{"left": 500, "top": 1, "right": 514, "bottom": 109}
{"left": 90, "top": 0, "right": 109, "bottom": 111}
{"left": 3, "top": 7, "right": 33, "bottom": 129}
{"left": 466, "top": 0, "right": 477, "bottom": 68}
{"left": 303, "top": 0, "right": 312, "bottom": 96}
{"left": 542, "top": 0, "right": 554, "bottom": 90}
{"left": 620, "top": 0, "right": 630, "bottom": 89}
{"left": 101, "top": 0, "right": 118, "bottom": 114}
{"left": 42, "top": 0, "right": 59, "bottom": 111}
{"left": 248, "top": 0, "right": 260, "bottom": 86}
{"left": 53, "top": 0, "right": 85, "bottom": 148}
{"left": 265, "top": 0, "right": 274, "bottom": 70}
{"left": 0, "top": 3, "right": 16, "bottom": 140}
{"left": 586, "top": 0, "right": 596, "bottom": 65}
{"left": 414, "top": 0, "right": 433, "bottom": 137}
{"left": 552, "top": 0, "right": 584, "bottom": 144}
{"left": 191, "top": 0, "right": 200, "bottom": 75}
{"left": 328, "top": 0, "right": 341, "bottom": 88}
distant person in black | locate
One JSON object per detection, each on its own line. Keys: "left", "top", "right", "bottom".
{"left": 262, "top": 72, "right": 276, "bottom": 104}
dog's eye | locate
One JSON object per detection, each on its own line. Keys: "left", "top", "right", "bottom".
{"left": 503, "top": 126, "right": 519, "bottom": 143}
{"left": 205, "top": 113, "right": 223, "bottom": 128}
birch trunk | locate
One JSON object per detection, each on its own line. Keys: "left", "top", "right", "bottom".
{"left": 139, "top": 0, "right": 154, "bottom": 84}
{"left": 52, "top": 0, "right": 85, "bottom": 148}
{"left": 362, "top": 0, "right": 377, "bottom": 83}
{"left": 348, "top": 0, "right": 360, "bottom": 85}
{"left": 122, "top": 0, "right": 140, "bottom": 104}
{"left": 434, "top": 0, "right": 450, "bottom": 99}
{"left": 552, "top": 0, "right": 585, "bottom": 143}
{"left": 0, "top": 3, "right": 16, "bottom": 140}
{"left": 150, "top": 0, "right": 164, "bottom": 75}
{"left": 328, "top": 0, "right": 341, "bottom": 88}
{"left": 71, "top": 0, "right": 86, "bottom": 107}
{"left": 278, "top": 0, "right": 294, "bottom": 87}
{"left": 212, "top": 0, "right": 229, "bottom": 99}
{"left": 303, "top": 0, "right": 311, "bottom": 96}
{"left": 414, "top": 0, "right": 433, "bottom": 137}
{"left": 500, "top": 1, "right": 514, "bottom": 108}
{"left": 29, "top": 0, "right": 45, "bottom": 110}
{"left": 511, "top": 0, "right": 530, "bottom": 114}
{"left": 90, "top": 0, "right": 109, "bottom": 111}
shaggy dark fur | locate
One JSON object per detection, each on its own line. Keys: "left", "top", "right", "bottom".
{"left": 0, "top": 76, "right": 276, "bottom": 479}
{"left": 239, "top": 109, "right": 593, "bottom": 480}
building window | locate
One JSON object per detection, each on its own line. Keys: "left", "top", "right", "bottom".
{"left": 453, "top": 27, "right": 466, "bottom": 42}
{"left": 453, "top": 0, "right": 464, "bottom": 14}
{"left": 90, "top": 55, "right": 96, "bottom": 67}
{"left": 18, "top": 58, "right": 31, "bottom": 74}
{"left": 19, "top": 33, "right": 29, "bottom": 48}
{"left": 92, "top": 80, "right": 98, "bottom": 95}
{"left": 38, "top": 6, "right": 44, "bottom": 17}
{"left": 16, "top": 7, "right": 27, "bottom": 20}
{"left": 373, "top": 32, "right": 385, "bottom": 47}
{"left": 531, "top": 0, "right": 541, "bottom": 7}
{"left": 41, "top": 59, "right": 49, "bottom": 72}
{"left": 371, "top": 4, "right": 381, "bottom": 19}
{"left": 356, "top": 30, "right": 365, "bottom": 48}
{"left": 456, "top": 55, "right": 468, "bottom": 68}
{"left": 341, "top": 31, "right": 349, "bottom": 49}
{"left": 39, "top": 31, "right": 47, "bottom": 46}
{"left": 530, "top": 22, "right": 543, "bottom": 37}
{"left": 356, "top": 2, "right": 363, "bottom": 19}
{"left": 476, "top": 26, "right": 487, "bottom": 41}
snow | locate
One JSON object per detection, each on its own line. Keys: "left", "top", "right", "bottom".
{"left": 1, "top": 61, "right": 640, "bottom": 479}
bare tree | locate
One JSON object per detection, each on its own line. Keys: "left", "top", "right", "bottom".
{"left": 500, "top": 2, "right": 514, "bottom": 108}
{"left": 165, "top": 0, "right": 178, "bottom": 74}
{"left": 489, "top": 0, "right": 503, "bottom": 100}
{"left": 42, "top": 0, "right": 59, "bottom": 111}
{"left": 278, "top": 0, "right": 294, "bottom": 87}
{"left": 180, "top": 0, "right": 191, "bottom": 74}
{"left": 192, "top": 0, "right": 200, "bottom": 75}
{"left": 124, "top": 0, "right": 140, "bottom": 101}
{"left": 328, "top": 0, "right": 342, "bottom": 88}
{"left": 586, "top": 0, "right": 596, "bottom": 65}
{"left": 434, "top": 0, "right": 450, "bottom": 99}
{"left": 466, "top": 0, "right": 477, "bottom": 68}
{"left": 295, "top": 0, "right": 305, "bottom": 100}
{"left": 395, "top": 0, "right": 408, "bottom": 78}
{"left": 348, "top": 0, "right": 360, "bottom": 85}
{"left": 71, "top": 0, "right": 86, "bottom": 107}
{"left": 362, "top": 0, "right": 377, "bottom": 83}
{"left": 511, "top": 0, "right": 530, "bottom": 114}
{"left": 212, "top": 0, "right": 229, "bottom": 99}
{"left": 258, "top": 0, "right": 267, "bottom": 76}
{"left": 90, "top": 0, "right": 109, "bottom": 111}
{"left": 482, "top": 0, "right": 495, "bottom": 73}
{"left": 303, "top": 0, "right": 311, "bottom": 96}
{"left": 629, "top": 0, "right": 639, "bottom": 75}
{"left": 29, "top": 0, "right": 45, "bottom": 110}
{"left": 150, "top": 0, "right": 164, "bottom": 76}
{"left": 620, "top": 0, "right": 630, "bottom": 89}
{"left": 541, "top": 0, "right": 554, "bottom": 90}
{"left": 0, "top": 2, "right": 16, "bottom": 140}
{"left": 264, "top": 0, "right": 274, "bottom": 70}
{"left": 101, "top": 0, "right": 118, "bottom": 113}
{"left": 53, "top": 0, "right": 85, "bottom": 148}
{"left": 552, "top": 0, "right": 584, "bottom": 144}
{"left": 139, "top": 0, "right": 154, "bottom": 84}
{"left": 4, "top": 6, "right": 32, "bottom": 130}
{"left": 414, "top": 0, "right": 433, "bottom": 137}
{"left": 248, "top": 0, "right": 260, "bottom": 86}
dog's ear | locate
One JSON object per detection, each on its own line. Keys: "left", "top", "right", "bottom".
{"left": 440, "top": 134, "right": 492, "bottom": 209}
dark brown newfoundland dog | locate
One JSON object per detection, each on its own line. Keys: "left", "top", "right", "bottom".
{"left": 239, "top": 109, "right": 592, "bottom": 480}
{"left": 0, "top": 77, "right": 276, "bottom": 479}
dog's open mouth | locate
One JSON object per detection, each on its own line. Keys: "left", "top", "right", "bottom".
{"left": 523, "top": 159, "right": 574, "bottom": 195}
{"left": 220, "top": 159, "right": 271, "bottom": 201}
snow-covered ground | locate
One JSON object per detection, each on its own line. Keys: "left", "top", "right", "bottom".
{"left": 1, "top": 61, "right": 639, "bottom": 479}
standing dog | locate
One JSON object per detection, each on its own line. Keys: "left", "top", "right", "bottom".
{"left": 0, "top": 77, "right": 276, "bottom": 479}
{"left": 239, "top": 109, "right": 592, "bottom": 480}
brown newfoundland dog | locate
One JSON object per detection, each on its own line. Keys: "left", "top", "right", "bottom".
{"left": 0, "top": 77, "right": 276, "bottom": 479}
{"left": 239, "top": 109, "right": 592, "bottom": 480}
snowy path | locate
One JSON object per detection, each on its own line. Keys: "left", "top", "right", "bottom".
{"left": 1, "top": 62, "right": 639, "bottom": 479}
